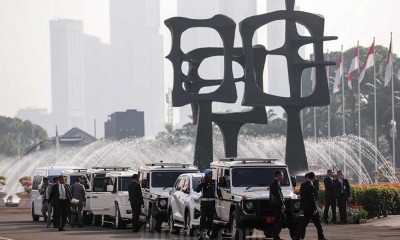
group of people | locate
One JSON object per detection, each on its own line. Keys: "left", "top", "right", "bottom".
{"left": 39, "top": 175, "right": 88, "bottom": 231}
{"left": 323, "top": 170, "right": 351, "bottom": 225}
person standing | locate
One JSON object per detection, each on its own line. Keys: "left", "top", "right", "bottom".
{"left": 323, "top": 170, "right": 336, "bottom": 224}
{"left": 294, "top": 172, "right": 327, "bottom": 240}
{"left": 39, "top": 178, "right": 50, "bottom": 223}
{"left": 195, "top": 169, "right": 221, "bottom": 239}
{"left": 70, "top": 177, "right": 86, "bottom": 227}
{"left": 128, "top": 174, "right": 144, "bottom": 233}
{"left": 269, "top": 170, "right": 286, "bottom": 240}
{"left": 49, "top": 175, "right": 71, "bottom": 231}
{"left": 334, "top": 170, "right": 351, "bottom": 224}
{"left": 46, "top": 177, "right": 57, "bottom": 228}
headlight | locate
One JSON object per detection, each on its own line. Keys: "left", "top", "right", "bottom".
{"left": 159, "top": 199, "right": 167, "bottom": 207}
{"left": 294, "top": 201, "right": 301, "bottom": 209}
{"left": 245, "top": 202, "right": 254, "bottom": 209}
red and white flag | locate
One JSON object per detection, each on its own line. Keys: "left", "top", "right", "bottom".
{"left": 347, "top": 46, "right": 359, "bottom": 89}
{"left": 384, "top": 37, "right": 393, "bottom": 86}
{"left": 358, "top": 40, "right": 375, "bottom": 83}
{"left": 333, "top": 53, "right": 343, "bottom": 94}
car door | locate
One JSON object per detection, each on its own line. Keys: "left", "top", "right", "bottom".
{"left": 140, "top": 171, "right": 151, "bottom": 217}
{"left": 90, "top": 176, "right": 115, "bottom": 216}
{"left": 176, "top": 177, "right": 189, "bottom": 222}
{"left": 216, "top": 168, "right": 231, "bottom": 221}
{"left": 170, "top": 177, "right": 182, "bottom": 220}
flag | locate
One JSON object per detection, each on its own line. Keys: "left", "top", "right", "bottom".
{"left": 348, "top": 46, "right": 359, "bottom": 89}
{"left": 333, "top": 53, "right": 343, "bottom": 94}
{"left": 358, "top": 40, "right": 375, "bottom": 83}
{"left": 384, "top": 37, "right": 393, "bottom": 86}
{"left": 55, "top": 126, "right": 60, "bottom": 148}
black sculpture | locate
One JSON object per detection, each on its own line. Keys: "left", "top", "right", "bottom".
{"left": 165, "top": 0, "right": 337, "bottom": 174}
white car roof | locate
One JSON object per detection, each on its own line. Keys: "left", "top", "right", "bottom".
{"left": 139, "top": 162, "right": 198, "bottom": 171}
{"left": 34, "top": 166, "right": 81, "bottom": 176}
{"left": 211, "top": 158, "right": 287, "bottom": 168}
{"left": 105, "top": 170, "right": 137, "bottom": 178}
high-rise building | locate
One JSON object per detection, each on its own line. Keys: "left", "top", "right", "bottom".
{"left": 104, "top": 109, "right": 145, "bottom": 140}
{"left": 50, "top": 19, "right": 87, "bottom": 134}
{"left": 109, "top": 0, "right": 164, "bottom": 137}
{"left": 176, "top": 0, "right": 257, "bottom": 126}
{"left": 16, "top": 108, "right": 51, "bottom": 135}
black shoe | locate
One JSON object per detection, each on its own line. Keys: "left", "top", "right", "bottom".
{"left": 58, "top": 227, "right": 66, "bottom": 231}
{"left": 318, "top": 238, "right": 329, "bottom": 240}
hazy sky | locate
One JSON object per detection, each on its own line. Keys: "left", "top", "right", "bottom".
{"left": 0, "top": 0, "right": 399, "bottom": 117}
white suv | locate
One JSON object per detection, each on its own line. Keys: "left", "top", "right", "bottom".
{"left": 168, "top": 173, "right": 204, "bottom": 236}
{"left": 89, "top": 167, "right": 137, "bottom": 229}
{"left": 138, "top": 162, "right": 199, "bottom": 231}
{"left": 211, "top": 158, "right": 301, "bottom": 240}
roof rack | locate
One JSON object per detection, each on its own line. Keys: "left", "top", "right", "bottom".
{"left": 92, "top": 166, "right": 131, "bottom": 171}
{"left": 219, "top": 158, "right": 278, "bottom": 164}
{"left": 72, "top": 168, "right": 88, "bottom": 172}
{"left": 145, "top": 161, "right": 193, "bottom": 168}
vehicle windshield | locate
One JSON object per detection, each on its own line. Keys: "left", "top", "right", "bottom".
{"left": 118, "top": 177, "right": 132, "bottom": 191}
{"left": 231, "top": 168, "right": 290, "bottom": 187}
{"left": 151, "top": 171, "right": 197, "bottom": 188}
{"left": 192, "top": 177, "right": 202, "bottom": 191}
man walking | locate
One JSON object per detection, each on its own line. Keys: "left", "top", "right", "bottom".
{"left": 334, "top": 171, "right": 351, "bottom": 224}
{"left": 128, "top": 174, "right": 144, "bottom": 233}
{"left": 49, "top": 175, "right": 71, "bottom": 231}
{"left": 269, "top": 170, "right": 286, "bottom": 240}
{"left": 46, "top": 177, "right": 57, "bottom": 228}
{"left": 39, "top": 177, "right": 50, "bottom": 223}
{"left": 323, "top": 170, "right": 336, "bottom": 224}
{"left": 294, "top": 172, "right": 327, "bottom": 240}
{"left": 195, "top": 169, "right": 221, "bottom": 239}
{"left": 70, "top": 177, "right": 86, "bottom": 227}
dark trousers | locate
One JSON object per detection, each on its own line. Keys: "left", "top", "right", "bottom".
{"left": 131, "top": 204, "right": 141, "bottom": 231}
{"left": 199, "top": 201, "right": 215, "bottom": 232}
{"left": 295, "top": 211, "right": 324, "bottom": 239}
{"left": 337, "top": 196, "right": 348, "bottom": 222}
{"left": 54, "top": 199, "right": 69, "bottom": 229}
{"left": 273, "top": 207, "right": 283, "bottom": 238}
{"left": 323, "top": 195, "right": 336, "bottom": 222}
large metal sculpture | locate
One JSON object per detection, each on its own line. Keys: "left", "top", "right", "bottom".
{"left": 165, "top": 0, "right": 337, "bottom": 174}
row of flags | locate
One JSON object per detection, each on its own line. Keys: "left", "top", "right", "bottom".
{"left": 330, "top": 37, "right": 399, "bottom": 94}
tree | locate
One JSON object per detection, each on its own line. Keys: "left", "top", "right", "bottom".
{"left": 0, "top": 116, "right": 48, "bottom": 157}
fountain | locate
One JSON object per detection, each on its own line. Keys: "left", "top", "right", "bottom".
{"left": 0, "top": 135, "right": 397, "bottom": 202}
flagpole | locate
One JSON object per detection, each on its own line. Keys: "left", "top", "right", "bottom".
{"left": 357, "top": 40, "right": 362, "bottom": 184}
{"left": 391, "top": 33, "right": 396, "bottom": 168}
{"left": 341, "top": 45, "right": 347, "bottom": 175}
{"left": 327, "top": 49, "right": 331, "bottom": 139}
{"left": 373, "top": 37, "right": 378, "bottom": 177}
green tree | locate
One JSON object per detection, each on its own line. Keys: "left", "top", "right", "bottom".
{"left": 0, "top": 116, "right": 48, "bottom": 157}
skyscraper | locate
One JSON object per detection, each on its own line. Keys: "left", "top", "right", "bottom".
{"left": 50, "top": 19, "right": 86, "bottom": 134}
{"left": 109, "top": 0, "right": 164, "bottom": 137}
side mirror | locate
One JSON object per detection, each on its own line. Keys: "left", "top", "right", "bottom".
{"left": 291, "top": 175, "right": 297, "bottom": 188}
{"left": 38, "top": 184, "right": 42, "bottom": 191}
{"left": 106, "top": 185, "right": 114, "bottom": 192}
{"left": 219, "top": 177, "right": 227, "bottom": 188}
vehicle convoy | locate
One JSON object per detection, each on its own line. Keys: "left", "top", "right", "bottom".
{"left": 65, "top": 168, "right": 97, "bottom": 224}
{"left": 138, "top": 162, "right": 199, "bottom": 231}
{"left": 211, "top": 158, "right": 301, "bottom": 240}
{"left": 168, "top": 172, "right": 204, "bottom": 236}
{"left": 89, "top": 167, "right": 137, "bottom": 229}
{"left": 31, "top": 166, "right": 80, "bottom": 221}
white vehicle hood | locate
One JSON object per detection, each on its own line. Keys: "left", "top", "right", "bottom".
{"left": 231, "top": 188, "right": 296, "bottom": 199}
{"left": 150, "top": 188, "right": 172, "bottom": 198}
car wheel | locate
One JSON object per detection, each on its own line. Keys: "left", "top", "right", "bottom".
{"left": 168, "top": 211, "right": 180, "bottom": 234}
{"left": 114, "top": 203, "right": 126, "bottom": 229}
{"left": 32, "top": 204, "right": 39, "bottom": 221}
{"left": 230, "top": 211, "right": 245, "bottom": 240}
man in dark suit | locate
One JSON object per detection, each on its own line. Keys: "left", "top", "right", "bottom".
{"left": 269, "top": 170, "right": 286, "bottom": 240}
{"left": 334, "top": 170, "right": 351, "bottom": 224}
{"left": 294, "top": 172, "right": 327, "bottom": 240}
{"left": 49, "top": 175, "right": 71, "bottom": 231}
{"left": 128, "top": 174, "right": 144, "bottom": 232}
{"left": 323, "top": 170, "right": 336, "bottom": 224}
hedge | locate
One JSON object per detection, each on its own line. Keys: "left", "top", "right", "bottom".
{"left": 295, "top": 183, "right": 400, "bottom": 218}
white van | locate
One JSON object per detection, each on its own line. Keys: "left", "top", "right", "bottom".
{"left": 31, "top": 166, "right": 80, "bottom": 221}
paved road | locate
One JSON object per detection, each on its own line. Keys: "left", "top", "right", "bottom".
{"left": 1, "top": 207, "right": 400, "bottom": 240}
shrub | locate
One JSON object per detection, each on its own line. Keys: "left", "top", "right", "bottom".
{"left": 18, "top": 176, "right": 32, "bottom": 193}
